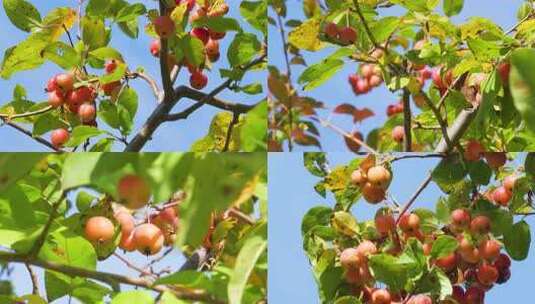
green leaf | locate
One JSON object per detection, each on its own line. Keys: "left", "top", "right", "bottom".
{"left": 90, "top": 47, "right": 124, "bottom": 61}
{"left": 111, "top": 291, "right": 154, "bottom": 304}
{"left": 42, "top": 41, "right": 80, "bottom": 69}
{"left": 467, "top": 160, "right": 492, "bottom": 185}
{"left": 287, "top": 17, "right": 323, "bottom": 51}
{"left": 240, "top": 0, "right": 267, "bottom": 35}
{"left": 240, "top": 101, "right": 267, "bottom": 151}
{"left": 228, "top": 236, "right": 267, "bottom": 304}
{"left": 1, "top": 32, "right": 49, "bottom": 79}
{"left": 0, "top": 153, "right": 44, "bottom": 192}
{"left": 65, "top": 126, "right": 105, "bottom": 147}
{"left": 227, "top": 33, "right": 261, "bottom": 67}
{"left": 443, "top": 0, "right": 464, "bottom": 17}
{"left": 298, "top": 59, "right": 344, "bottom": 91}
{"left": 430, "top": 235, "right": 458, "bottom": 259}
{"left": 504, "top": 220, "right": 531, "bottom": 261}
{"left": 193, "top": 16, "right": 241, "bottom": 33}
{"left": 510, "top": 48, "right": 535, "bottom": 134}
{"left": 177, "top": 35, "right": 205, "bottom": 67}
{"left": 2, "top": 0, "right": 41, "bottom": 32}
{"left": 115, "top": 3, "right": 146, "bottom": 23}
{"left": 81, "top": 16, "right": 108, "bottom": 51}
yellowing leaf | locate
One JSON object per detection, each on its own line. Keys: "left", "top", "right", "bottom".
{"left": 288, "top": 18, "right": 324, "bottom": 51}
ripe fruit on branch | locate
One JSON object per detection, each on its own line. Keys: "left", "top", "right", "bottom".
{"left": 84, "top": 216, "right": 115, "bottom": 243}
{"left": 408, "top": 294, "right": 432, "bottom": 304}
{"left": 435, "top": 252, "right": 457, "bottom": 271}
{"left": 338, "top": 27, "right": 357, "bottom": 45}
{"left": 369, "top": 74, "right": 382, "bottom": 87}
{"left": 105, "top": 60, "right": 118, "bottom": 73}
{"left": 114, "top": 210, "right": 135, "bottom": 235}
{"left": 399, "top": 213, "right": 420, "bottom": 233}
{"left": 344, "top": 131, "right": 363, "bottom": 153}
{"left": 470, "top": 215, "right": 491, "bottom": 234}
{"left": 47, "top": 76, "right": 59, "bottom": 92}
{"left": 51, "top": 128, "right": 70, "bottom": 148}
{"left": 496, "top": 267, "right": 511, "bottom": 284}
{"left": 133, "top": 223, "right": 164, "bottom": 255}
{"left": 102, "top": 81, "right": 121, "bottom": 96}
{"left": 190, "top": 70, "right": 208, "bottom": 89}
{"left": 117, "top": 174, "right": 151, "bottom": 209}
{"left": 391, "top": 126, "right": 405, "bottom": 143}
{"left": 190, "top": 27, "right": 210, "bottom": 44}
{"left": 48, "top": 90, "right": 64, "bottom": 108}
{"left": 497, "top": 62, "right": 510, "bottom": 86}
{"left": 205, "top": 38, "right": 220, "bottom": 62}
{"left": 464, "top": 140, "right": 484, "bottom": 161}
{"left": 119, "top": 231, "right": 136, "bottom": 252}
{"left": 340, "top": 248, "right": 360, "bottom": 269}
{"left": 465, "top": 286, "right": 485, "bottom": 304}
{"left": 362, "top": 182, "right": 385, "bottom": 204}
{"left": 154, "top": 16, "right": 175, "bottom": 38}
{"left": 324, "top": 22, "right": 339, "bottom": 39}
{"left": 209, "top": 29, "right": 226, "bottom": 40}
{"left": 479, "top": 239, "right": 501, "bottom": 261}
{"left": 451, "top": 209, "right": 471, "bottom": 228}
{"left": 371, "top": 288, "right": 391, "bottom": 304}
{"left": 150, "top": 39, "right": 161, "bottom": 57}
{"left": 375, "top": 213, "right": 395, "bottom": 236}
{"left": 484, "top": 152, "right": 506, "bottom": 170}
{"left": 351, "top": 169, "right": 367, "bottom": 186}
{"left": 494, "top": 253, "right": 511, "bottom": 270}
{"left": 492, "top": 186, "right": 511, "bottom": 206}
{"left": 78, "top": 103, "right": 96, "bottom": 123}
{"left": 477, "top": 263, "right": 499, "bottom": 285}
{"left": 56, "top": 73, "right": 74, "bottom": 91}
{"left": 355, "top": 240, "right": 377, "bottom": 263}
{"left": 367, "top": 166, "right": 391, "bottom": 188}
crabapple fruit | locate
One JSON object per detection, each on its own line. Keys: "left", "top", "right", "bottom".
{"left": 432, "top": 68, "right": 445, "bottom": 89}
{"left": 479, "top": 239, "right": 501, "bottom": 261}
{"left": 496, "top": 267, "right": 511, "bottom": 284}
{"left": 119, "top": 231, "right": 136, "bottom": 252}
{"left": 150, "top": 39, "right": 161, "bottom": 57}
{"left": 56, "top": 73, "right": 74, "bottom": 91}
{"left": 117, "top": 175, "right": 151, "bottom": 209}
{"left": 451, "top": 286, "right": 466, "bottom": 303}
{"left": 477, "top": 263, "right": 499, "bottom": 285}
{"left": 102, "top": 81, "right": 121, "bottom": 96}
{"left": 470, "top": 215, "right": 491, "bottom": 234}
{"left": 114, "top": 210, "right": 135, "bottom": 235}
{"left": 338, "top": 27, "right": 357, "bottom": 45}
{"left": 492, "top": 186, "right": 511, "bottom": 206}
{"left": 105, "top": 60, "right": 118, "bottom": 73}
{"left": 451, "top": 209, "right": 471, "bottom": 228}
{"left": 355, "top": 240, "right": 377, "bottom": 262}
{"left": 362, "top": 182, "right": 385, "bottom": 204}
{"left": 190, "top": 70, "right": 208, "bottom": 90}
{"left": 465, "top": 286, "right": 485, "bottom": 304}
{"left": 391, "top": 126, "right": 405, "bottom": 143}
{"left": 351, "top": 169, "right": 367, "bottom": 186}
{"left": 84, "top": 216, "right": 115, "bottom": 243}
{"left": 361, "top": 64, "right": 374, "bottom": 78}
{"left": 408, "top": 294, "right": 432, "bottom": 304}
{"left": 369, "top": 74, "right": 382, "bottom": 87}
{"left": 435, "top": 253, "right": 457, "bottom": 271}
{"left": 133, "top": 223, "right": 164, "bottom": 255}
{"left": 367, "top": 166, "right": 391, "bottom": 188}
{"left": 154, "top": 16, "right": 175, "bottom": 38}
{"left": 375, "top": 213, "right": 395, "bottom": 236}
{"left": 340, "top": 248, "right": 360, "bottom": 269}
{"left": 497, "top": 62, "right": 510, "bottom": 85}
{"left": 47, "top": 76, "right": 59, "bottom": 92}
{"left": 494, "top": 253, "right": 511, "bottom": 270}
{"left": 371, "top": 289, "right": 391, "bottom": 304}
{"left": 48, "top": 90, "right": 64, "bottom": 108}
{"left": 190, "top": 27, "right": 209, "bottom": 44}
{"left": 324, "top": 22, "right": 338, "bottom": 39}
{"left": 51, "top": 128, "right": 70, "bottom": 148}
{"left": 206, "top": 38, "right": 220, "bottom": 62}
{"left": 209, "top": 29, "right": 226, "bottom": 40}
{"left": 78, "top": 103, "right": 96, "bottom": 123}
{"left": 464, "top": 140, "right": 484, "bottom": 161}
{"left": 399, "top": 213, "right": 420, "bottom": 233}
{"left": 483, "top": 152, "right": 506, "bottom": 170}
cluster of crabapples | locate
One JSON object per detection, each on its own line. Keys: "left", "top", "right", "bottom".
{"left": 47, "top": 60, "right": 125, "bottom": 148}
{"left": 338, "top": 206, "right": 514, "bottom": 304}
{"left": 83, "top": 175, "right": 179, "bottom": 255}
{"left": 149, "top": 0, "right": 229, "bottom": 90}
{"left": 351, "top": 164, "right": 392, "bottom": 204}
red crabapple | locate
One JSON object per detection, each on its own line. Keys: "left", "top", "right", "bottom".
{"left": 48, "top": 90, "right": 64, "bottom": 108}
{"left": 375, "top": 213, "right": 395, "bottom": 236}
{"left": 399, "top": 213, "right": 420, "bottom": 233}
{"left": 47, "top": 76, "right": 59, "bottom": 92}
{"left": 470, "top": 215, "right": 491, "bottom": 234}
{"left": 464, "top": 140, "right": 484, "bottom": 161}
{"left": 133, "top": 223, "right": 164, "bottom": 255}
{"left": 408, "top": 294, "right": 432, "bottom": 304}
{"left": 56, "top": 73, "right": 74, "bottom": 91}
{"left": 361, "top": 64, "right": 374, "bottom": 78}
{"left": 102, "top": 81, "right": 121, "bottom": 96}
{"left": 479, "top": 239, "right": 501, "bottom": 261}
{"left": 78, "top": 103, "right": 96, "bottom": 123}
{"left": 190, "top": 27, "right": 209, "bottom": 44}
{"left": 435, "top": 253, "right": 457, "bottom": 271}
{"left": 497, "top": 62, "right": 510, "bottom": 85}
{"left": 209, "top": 29, "right": 226, "bottom": 40}
{"left": 392, "top": 126, "right": 405, "bottom": 143}
{"left": 51, "top": 128, "right": 70, "bottom": 148}
{"left": 351, "top": 169, "right": 367, "bottom": 186}
{"left": 190, "top": 70, "right": 208, "bottom": 90}
{"left": 105, "top": 60, "right": 118, "bottom": 73}
{"left": 362, "top": 182, "right": 385, "bottom": 204}
{"left": 492, "top": 186, "right": 511, "bottom": 206}
{"left": 465, "top": 286, "right": 485, "bottom": 304}
{"left": 338, "top": 27, "right": 357, "bottom": 45}
{"left": 324, "top": 22, "right": 338, "bottom": 39}
{"left": 371, "top": 289, "right": 391, "bottom": 304}
{"left": 150, "top": 39, "right": 161, "bottom": 57}
{"left": 367, "top": 166, "right": 391, "bottom": 188}
{"left": 477, "top": 263, "right": 499, "bottom": 285}
{"left": 451, "top": 209, "right": 471, "bottom": 228}
{"left": 483, "top": 152, "right": 506, "bottom": 170}
{"left": 117, "top": 175, "right": 151, "bottom": 209}
{"left": 84, "top": 216, "right": 115, "bottom": 243}
{"left": 119, "top": 231, "right": 136, "bottom": 252}
{"left": 503, "top": 175, "right": 517, "bottom": 193}
{"left": 340, "top": 248, "right": 360, "bottom": 269}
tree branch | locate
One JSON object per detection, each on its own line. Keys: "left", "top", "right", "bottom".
{"left": 0, "top": 118, "right": 61, "bottom": 152}
{"left": 158, "top": 1, "right": 173, "bottom": 96}
{"left": 25, "top": 263, "right": 40, "bottom": 296}
{"left": 223, "top": 112, "right": 240, "bottom": 152}
{"left": 0, "top": 106, "right": 54, "bottom": 119}
{"left": 127, "top": 72, "right": 163, "bottom": 102}
{"left": 402, "top": 89, "right": 412, "bottom": 152}
{"left": 28, "top": 193, "right": 66, "bottom": 257}
{"left": 318, "top": 118, "right": 379, "bottom": 155}
{"left": 0, "top": 252, "right": 225, "bottom": 304}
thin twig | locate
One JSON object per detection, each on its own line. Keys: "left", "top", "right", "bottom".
{"left": 395, "top": 174, "right": 433, "bottom": 224}
{"left": 352, "top": 0, "right": 383, "bottom": 51}
{"left": 275, "top": 13, "right": 293, "bottom": 151}
{"left": 402, "top": 89, "right": 412, "bottom": 152}
{"left": 127, "top": 72, "right": 163, "bottom": 102}
{"left": 318, "top": 118, "right": 378, "bottom": 155}
{"left": 113, "top": 252, "right": 153, "bottom": 277}
{"left": 1, "top": 119, "right": 61, "bottom": 152}
{"left": 0, "top": 106, "right": 53, "bottom": 119}
{"left": 223, "top": 113, "right": 240, "bottom": 152}
{"left": 25, "top": 263, "right": 40, "bottom": 296}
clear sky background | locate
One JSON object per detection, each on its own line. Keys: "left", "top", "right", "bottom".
{"left": 269, "top": 153, "right": 535, "bottom": 303}
{"left": 268, "top": 0, "right": 525, "bottom": 151}
{"left": 0, "top": 0, "right": 265, "bottom": 152}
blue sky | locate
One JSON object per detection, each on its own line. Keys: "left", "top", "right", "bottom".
{"left": 268, "top": 0, "right": 525, "bottom": 151}
{"left": 269, "top": 153, "right": 535, "bottom": 303}
{"left": 0, "top": 1, "right": 265, "bottom": 152}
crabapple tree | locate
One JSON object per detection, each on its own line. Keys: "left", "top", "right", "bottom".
{"left": 269, "top": 0, "right": 535, "bottom": 153}
{"left": 0, "top": 0, "right": 267, "bottom": 152}
{"left": 301, "top": 152, "right": 535, "bottom": 303}
{"left": 0, "top": 152, "right": 267, "bottom": 303}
